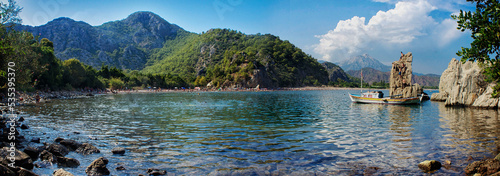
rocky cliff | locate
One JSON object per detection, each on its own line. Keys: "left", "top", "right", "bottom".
{"left": 430, "top": 58, "right": 499, "bottom": 108}
{"left": 389, "top": 52, "right": 423, "bottom": 98}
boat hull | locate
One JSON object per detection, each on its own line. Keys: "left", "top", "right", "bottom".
{"left": 349, "top": 93, "right": 422, "bottom": 105}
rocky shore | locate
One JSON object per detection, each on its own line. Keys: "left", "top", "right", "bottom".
{"left": 0, "top": 106, "right": 170, "bottom": 176}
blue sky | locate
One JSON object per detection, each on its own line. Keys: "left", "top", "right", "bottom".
{"left": 11, "top": 0, "right": 475, "bottom": 74}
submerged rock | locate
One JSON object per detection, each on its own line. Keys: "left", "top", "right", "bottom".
{"left": 418, "top": 160, "right": 441, "bottom": 172}
{"left": 147, "top": 168, "right": 167, "bottom": 175}
{"left": 59, "top": 139, "right": 82, "bottom": 151}
{"left": 115, "top": 166, "right": 126, "bottom": 170}
{"left": 56, "top": 156, "right": 80, "bottom": 168}
{"left": 75, "top": 143, "right": 100, "bottom": 155}
{"left": 111, "top": 147, "right": 125, "bottom": 155}
{"left": 85, "top": 157, "right": 110, "bottom": 176}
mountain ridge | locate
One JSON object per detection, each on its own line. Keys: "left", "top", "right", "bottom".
{"left": 337, "top": 54, "right": 392, "bottom": 72}
{"left": 15, "top": 11, "right": 186, "bottom": 70}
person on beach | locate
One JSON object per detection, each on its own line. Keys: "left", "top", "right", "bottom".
{"left": 400, "top": 51, "right": 404, "bottom": 60}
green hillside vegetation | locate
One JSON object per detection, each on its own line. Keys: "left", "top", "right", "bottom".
{"left": 143, "top": 29, "right": 329, "bottom": 88}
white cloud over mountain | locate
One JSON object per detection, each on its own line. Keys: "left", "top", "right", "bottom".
{"left": 314, "top": 0, "right": 465, "bottom": 62}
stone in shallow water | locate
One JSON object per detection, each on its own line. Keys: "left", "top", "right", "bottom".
{"left": 53, "top": 168, "right": 74, "bottom": 176}
{"left": 418, "top": 160, "right": 441, "bottom": 172}
{"left": 111, "top": 147, "right": 125, "bottom": 155}
{"left": 86, "top": 157, "right": 110, "bottom": 176}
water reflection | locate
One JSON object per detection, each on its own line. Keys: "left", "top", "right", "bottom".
{"left": 438, "top": 103, "right": 500, "bottom": 158}
{"left": 14, "top": 91, "right": 500, "bottom": 175}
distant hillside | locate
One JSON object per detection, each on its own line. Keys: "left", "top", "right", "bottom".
{"left": 142, "top": 29, "right": 329, "bottom": 88}
{"left": 15, "top": 11, "right": 185, "bottom": 70}
{"left": 321, "top": 62, "right": 350, "bottom": 82}
{"left": 338, "top": 54, "right": 391, "bottom": 72}
{"left": 347, "top": 68, "right": 440, "bottom": 87}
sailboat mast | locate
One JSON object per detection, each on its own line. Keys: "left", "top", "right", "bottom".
{"left": 360, "top": 69, "right": 363, "bottom": 93}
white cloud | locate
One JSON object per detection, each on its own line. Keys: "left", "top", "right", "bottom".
{"left": 314, "top": 0, "right": 436, "bottom": 61}
{"left": 314, "top": 0, "right": 466, "bottom": 62}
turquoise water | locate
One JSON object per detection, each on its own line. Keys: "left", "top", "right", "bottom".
{"left": 18, "top": 90, "right": 500, "bottom": 175}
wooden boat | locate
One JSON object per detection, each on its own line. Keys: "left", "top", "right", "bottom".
{"left": 349, "top": 91, "right": 423, "bottom": 105}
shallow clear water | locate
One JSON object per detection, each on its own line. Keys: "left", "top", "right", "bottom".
{"left": 16, "top": 90, "right": 500, "bottom": 175}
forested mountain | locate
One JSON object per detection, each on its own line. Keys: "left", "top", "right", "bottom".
{"left": 15, "top": 11, "right": 185, "bottom": 70}
{"left": 14, "top": 11, "right": 342, "bottom": 88}
{"left": 143, "top": 29, "right": 329, "bottom": 88}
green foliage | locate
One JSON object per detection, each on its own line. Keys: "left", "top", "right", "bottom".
{"left": 109, "top": 77, "right": 125, "bottom": 90}
{"left": 144, "top": 28, "right": 328, "bottom": 88}
{"left": 453, "top": 0, "right": 500, "bottom": 97}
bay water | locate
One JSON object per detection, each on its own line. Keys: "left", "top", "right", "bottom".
{"left": 18, "top": 90, "right": 500, "bottom": 175}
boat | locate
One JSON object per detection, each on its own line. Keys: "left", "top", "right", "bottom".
{"left": 348, "top": 91, "right": 423, "bottom": 105}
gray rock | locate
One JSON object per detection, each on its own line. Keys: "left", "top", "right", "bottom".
{"left": 75, "top": 143, "right": 100, "bottom": 155}
{"left": 418, "top": 160, "right": 442, "bottom": 172}
{"left": 430, "top": 58, "right": 500, "bottom": 108}
{"left": 53, "top": 168, "right": 74, "bottom": 176}
{"left": 85, "top": 157, "right": 110, "bottom": 176}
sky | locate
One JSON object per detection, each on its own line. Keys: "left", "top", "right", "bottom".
{"left": 8, "top": 0, "right": 476, "bottom": 74}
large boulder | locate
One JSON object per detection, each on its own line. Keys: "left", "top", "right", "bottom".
{"left": 85, "top": 157, "right": 110, "bottom": 176}
{"left": 430, "top": 58, "right": 499, "bottom": 108}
